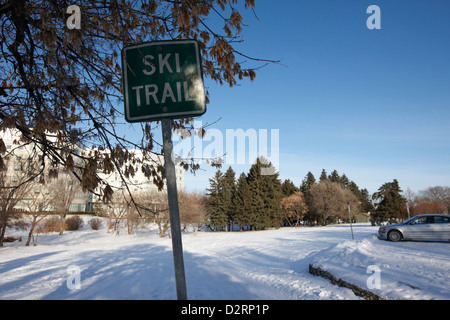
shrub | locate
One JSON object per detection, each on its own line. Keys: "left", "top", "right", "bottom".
{"left": 89, "top": 218, "right": 102, "bottom": 230}
{"left": 66, "top": 216, "right": 83, "bottom": 231}
{"left": 40, "top": 217, "right": 64, "bottom": 233}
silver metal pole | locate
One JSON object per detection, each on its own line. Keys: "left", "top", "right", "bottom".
{"left": 407, "top": 203, "right": 410, "bottom": 219}
{"left": 161, "top": 118, "right": 187, "bottom": 300}
{"left": 348, "top": 204, "right": 354, "bottom": 240}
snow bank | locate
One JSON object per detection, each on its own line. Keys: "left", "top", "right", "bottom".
{"left": 311, "top": 234, "right": 450, "bottom": 300}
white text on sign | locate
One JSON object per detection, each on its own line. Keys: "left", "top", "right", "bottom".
{"left": 131, "top": 53, "right": 196, "bottom": 107}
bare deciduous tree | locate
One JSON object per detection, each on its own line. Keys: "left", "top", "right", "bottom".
{"left": 0, "top": 0, "right": 278, "bottom": 212}
{"left": 134, "top": 191, "right": 170, "bottom": 238}
{"left": 417, "top": 186, "right": 450, "bottom": 214}
{"left": 308, "top": 181, "right": 359, "bottom": 225}
{"left": 179, "top": 191, "right": 207, "bottom": 232}
{"left": 102, "top": 192, "right": 130, "bottom": 234}
{"left": 23, "top": 179, "right": 52, "bottom": 246}
{"left": 47, "top": 172, "right": 81, "bottom": 235}
{"left": 0, "top": 156, "right": 31, "bottom": 245}
{"left": 280, "top": 191, "right": 308, "bottom": 227}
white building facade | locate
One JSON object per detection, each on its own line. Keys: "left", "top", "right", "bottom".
{"left": 0, "top": 129, "right": 183, "bottom": 213}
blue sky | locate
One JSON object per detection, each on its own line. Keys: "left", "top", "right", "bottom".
{"left": 126, "top": 1, "right": 450, "bottom": 194}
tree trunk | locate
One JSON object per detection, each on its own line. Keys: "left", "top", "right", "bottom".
{"left": 26, "top": 218, "right": 38, "bottom": 246}
{"left": 0, "top": 212, "right": 11, "bottom": 246}
{"left": 59, "top": 212, "right": 67, "bottom": 235}
{"left": 0, "top": 223, "right": 6, "bottom": 246}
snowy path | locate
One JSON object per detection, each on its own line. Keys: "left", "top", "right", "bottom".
{"left": 0, "top": 222, "right": 448, "bottom": 300}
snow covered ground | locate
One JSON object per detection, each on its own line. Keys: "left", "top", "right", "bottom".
{"left": 0, "top": 218, "right": 449, "bottom": 300}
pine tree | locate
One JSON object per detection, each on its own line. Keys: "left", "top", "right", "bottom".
{"left": 319, "top": 169, "right": 328, "bottom": 182}
{"left": 300, "top": 171, "right": 316, "bottom": 225}
{"left": 340, "top": 174, "right": 350, "bottom": 189}
{"left": 246, "top": 159, "right": 265, "bottom": 229}
{"left": 222, "top": 166, "right": 237, "bottom": 231}
{"left": 300, "top": 171, "right": 316, "bottom": 193}
{"left": 372, "top": 179, "right": 406, "bottom": 225}
{"left": 206, "top": 170, "right": 228, "bottom": 231}
{"left": 328, "top": 169, "right": 341, "bottom": 184}
{"left": 265, "top": 171, "right": 283, "bottom": 228}
{"left": 246, "top": 157, "right": 283, "bottom": 229}
{"left": 281, "top": 179, "right": 298, "bottom": 197}
{"left": 235, "top": 172, "right": 252, "bottom": 231}
{"left": 360, "top": 188, "right": 374, "bottom": 213}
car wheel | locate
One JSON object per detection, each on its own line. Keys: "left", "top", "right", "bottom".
{"left": 388, "top": 230, "right": 402, "bottom": 242}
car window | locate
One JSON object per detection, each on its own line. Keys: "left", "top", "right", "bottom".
{"left": 403, "top": 216, "right": 416, "bottom": 224}
{"left": 434, "top": 216, "right": 450, "bottom": 224}
{"left": 411, "top": 217, "right": 428, "bottom": 224}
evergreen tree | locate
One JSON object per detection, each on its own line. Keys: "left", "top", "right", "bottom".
{"left": 319, "top": 169, "right": 328, "bottom": 182}
{"left": 340, "top": 174, "right": 350, "bottom": 189}
{"left": 360, "top": 188, "right": 374, "bottom": 213}
{"left": 247, "top": 159, "right": 265, "bottom": 229}
{"left": 300, "top": 171, "right": 316, "bottom": 193}
{"left": 222, "top": 166, "right": 237, "bottom": 231}
{"left": 205, "top": 170, "right": 228, "bottom": 231}
{"left": 264, "top": 171, "right": 283, "bottom": 228}
{"left": 234, "top": 172, "right": 252, "bottom": 231}
{"left": 372, "top": 179, "right": 406, "bottom": 225}
{"left": 247, "top": 157, "right": 283, "bottom": 229}
{"left": 328, "top": 169, "right": 341, "bottom": 184}
{"left": 300, "top": 171, "right": 316, "bottom": 224}
{"left": 281, "top": 179, "right": 299, "bottom": 197}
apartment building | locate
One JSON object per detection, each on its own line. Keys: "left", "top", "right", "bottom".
{"left": 96, "top": 150, "right": 184, "bottom": 195}
{"left": 0, "top": 128, "right": 183, "bottom": 212}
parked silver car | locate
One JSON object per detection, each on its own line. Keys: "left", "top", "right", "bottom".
{"left": 378, "top": 214, "right": 450, "bottom": 242}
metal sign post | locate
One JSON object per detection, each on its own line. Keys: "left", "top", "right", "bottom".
{"left": 121, "top": 39, "right": 206, "bottom": 300}
{"left": 348, "top": 204, "right": 354, "bottom": 240}
{"left": 162, "top": 118, "right": 187, "bottom": 300}
{"left": 406, "top": 203, "right": 410, "bottom": 219}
